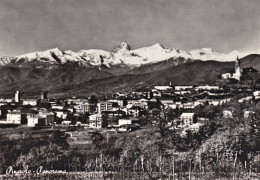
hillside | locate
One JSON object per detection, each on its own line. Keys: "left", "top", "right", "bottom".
{"left": 0, "top": 54, "right": 260, "bottom": 97}
{"left": 0, "top": 61, "right": 233, "bottom": 97}
{"left": 240, "top": 54, "right": 260, "bottom": 70}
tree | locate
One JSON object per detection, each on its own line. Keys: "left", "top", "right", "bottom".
{"left": 91, "top": 131, "right": 104, "bottom": 150}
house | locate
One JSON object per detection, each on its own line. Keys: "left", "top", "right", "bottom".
{"left": 223, "top": 109, "right": 233, "bottom": 118}
{"left": 160, "top": 100, "right": 174, "bottom": 107}
{"left": 253, "top": 91, "right": 260, "bottom": 99}
{"left": 67, "top": 98, "right": 82, "bottom": 105}
{"left": 27, "top": 113, "right": 39, "bottom": 127}
{"left": 108, "top": 99, "right": 124, "bottom": 107}
{"left": 118, "top": 123, "right": 140, "bottom": 132}
{"left": 208, "top": 98, "right": 231, "bottom": 106}
{"left": 174, "top": 86, "right": 193, "bottom": 91}
{"left": 55, "top": 111, "right": 67, "bottom": 119}
{"left": 178, "top": 91, "right": 191, "bottom": 95}
{"left": 75, "top": 102, "right": 97, "bottom": 114}
{"left": 37, "top": 111, "right": 55, "bottom": 126}
{"left": 118, "top": 117, "right": 140, "bottom": 126}
{"left": 180, "top": 113, "right": 195, "bottom": 126}
{"left": 51, "top": 105, "right": 64, "bottom": 110}
{"left": 22, "top": 99, "right": 38, "bottom": 106}
{"left": 238, "top": 96, "right": 253, "bottom": 103}
{"left": 62, "top": 120, "right": 72, "bottom": 125}
{"left": 195, "top": 85, "right": 219, "bottom": 91}
{"left": 97, "top": 101, "right": 113, "bottom": 113}
{"left": 244, "top": 110, "right": 254, "bottom": 118}
{"left": 154, "top": 86, "right": 172, "bottom": 91}
{"left": 194, "top": 100, "right": 207, "bottom": 107}
{"left": 188, "top": 123, "right": 202, "bottom": 132}
{"left": 0, "top": 111, "right": 25, "bottom": 125}
{"left": 127, "top": 107, "right": 140, "bottom": 117}
{"left": 183, "top": 102, "right": 194, "bottom": 109}
{"left": 221, "top": 73, "right": 232, "bottom": 79}
{"left": 89, "top": 114, "right": 105, "bottom": 129}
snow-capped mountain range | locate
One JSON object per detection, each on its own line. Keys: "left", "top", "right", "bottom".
{"left": 0, "top": 42, "right": 256, "bottom": 68}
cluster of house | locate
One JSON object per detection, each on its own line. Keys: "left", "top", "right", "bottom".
{"left": 0, "top": 73, "right": 259, "bottom": 133}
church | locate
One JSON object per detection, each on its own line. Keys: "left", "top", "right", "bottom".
{"left": 221, "top": 57, "right": 259, "bottom": 81}
{"left": 221, "top": 57, "right": 243, "bottom": 81}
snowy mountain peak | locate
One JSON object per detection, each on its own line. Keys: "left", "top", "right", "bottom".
{"left": 119, "top": 42, "right": 131, "bottom": 51}
{"left": 151, "top": 43, "right": 165, "bottom": 49}
{"left": 1, "top": 42, "right": 257, "bottom": 68}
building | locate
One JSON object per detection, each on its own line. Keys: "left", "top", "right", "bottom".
{"left": 244, "top": 110, "right": 254, "bottom": 118}
{"left": 97, "top": 101, "right": 113, "bottom": 113}
{"left": 22, "top": 99, "right": 38, "bottom": 106}
{"left": 195, "top": 85, "right": 219, "bottom": 91}
{"left": 154, "top": 86, "right": 172, "bottom": 91}
{"left": 108, "top": 99, "right": 124, "bottom": 107}
{"left": 175, "top": 86, "right": 193, "bottom": 91}
{"left": 238, "top": 96, "right": 253, "bottom": 103}
{"left": 180, "top": 113, "right": 195, "bottom": 126}
{"left": 41, "top": 91, "right": 48, "bottom": 100}
{"left": 0, "top": 112, "right": 25, "bottom": 125}
{"left": 55, "top": 111, "right": 67, "bottom": 119}
{"left": 15, "top": 91, "right": 20, "bottom": 102}
{"left": 27, "top": 113, "right": 39, "bottom": 127}
{"left": 38, "top": 110, "right": 55, "bottom": 125}
{"left": 222, "top": 57, "right": 245, "bottom": 81}
{"left": 223, "top": 109, "right": 233, "bottom": 118}
{"left": 89, "top": 114, "right": 104, "bottom": 129}
{"left": 75, "top": 102, "right": 97, "bottom": 114}
{"left": 253, "top": 91, "right": 260, "bottom": 99}
{"left": 221, "top": 73, "right": 232, "bottom": 80}
{"left": 233, "top": 57, "right": 243, "bottom": 81}
{"left": 118, "top": 117, "right": 140, "bottom": 126}
{"left": 118, "top": 123, "right": 140, "bottom": 132}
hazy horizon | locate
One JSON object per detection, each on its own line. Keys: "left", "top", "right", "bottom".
{"left": 0, "top": 0, "right": 259, "bottom": 57}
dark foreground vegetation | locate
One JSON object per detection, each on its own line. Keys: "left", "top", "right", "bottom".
{"left": 0, "top": 98, "right": 260, "bottom": 179}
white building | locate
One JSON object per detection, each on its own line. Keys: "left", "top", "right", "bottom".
{"left": 195, "top": 85, "right": 219, "bottom": 91}
{"left": 223, "top": 110, "right": 233, "bottom": 118}
{"left": 97, "top": 101, "right": 113, "bottom": 113}
{"left": 22, "top": 99, "right": 38, "bottom": 106}
{"left": 15, "top": 91, "right": 20, "bottom": 102}
{"left": 238, "top": 96, "right": 253, "bottom": 103}
{"left": 89, "top": 114, "right": 103, "bottom": 129}
{"left": 27, "top": 114, "right": 39, "bottom": 127}
{"left": 244, "top": 110, "right": 254, "bottom": 118}
{"left": 1, "top": 112, "right": 22, "bottom": 125}
{"left": 253, "top": 91, "right": 260, "bottom": 99}
{"left": 51, "top": 105, "right": 64, "bottom": 110}
{"left": 118, "top": 117, "right": 140, "bottom": 126}
{"left": 221, "top": 73, "right": 232, "bottom": 79}
{"left": 154, "top": 86, "right": 172, "bottom": 91}
{"left": 108, "top": 99, "right": 124, "bottom": 107}
{"left": 222, "top": 57, "right": 243, "bottom": 81}
{"left": 188, "top": 123, "right": 202, "bottom": 132}
{"left": 232, "top": 58, "right": 243, "bottom": 81}
{"left": 180, "top": 113, "right": 195, "bottom": 126}
{"left": 56, "top": 111, "right": 67, "bottom": 119}
{"left": 175, "top": 86, "right": 193, "bottom": 91}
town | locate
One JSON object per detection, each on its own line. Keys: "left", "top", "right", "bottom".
{"left": 0, "top": 58, "right": 259, "bottom": 135}
{"left": 1, "top": 59, "right": 260, "bottom": 179}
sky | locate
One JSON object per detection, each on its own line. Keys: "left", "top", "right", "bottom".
{"left": 0, "top": 0, "right": 259, "bottom": 57}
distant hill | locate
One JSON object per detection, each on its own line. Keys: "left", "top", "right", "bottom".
{"left": 0, "top": 60, "right": 233, "bottom": 97}
{"left": 240, "top": 54, "right": 260, "bottom": 70}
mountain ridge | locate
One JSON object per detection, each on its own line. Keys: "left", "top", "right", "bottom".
{"left": 1, "top": 42, "right": 256, "bottom": 69}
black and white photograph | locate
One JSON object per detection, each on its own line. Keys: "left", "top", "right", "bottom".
{"left": 0, "top": 0, "right": 260, "bottom": 179}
